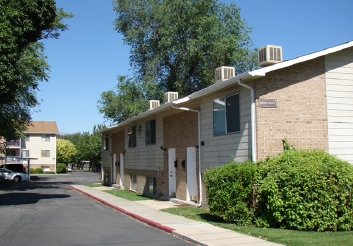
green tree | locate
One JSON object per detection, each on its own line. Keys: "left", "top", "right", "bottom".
{"left": 58, "top": 125, "right": 104, "bottom": 170}
{"left": 58, "top": 132, "right": 82, "bottom": 146}
{"left": 0, "top": 0, "right": 72, "bottom": 146}
{"left": 98, "top": 76, "right": 162, "bottom": 124}
{"left": 100, "top": 0, "right": 257, "bottom": 124}
{"left": 56, "top": 139, "right": 76, "bottom": 165}
{"left": 76, "top": 131, "right": 102, "bottom": 171}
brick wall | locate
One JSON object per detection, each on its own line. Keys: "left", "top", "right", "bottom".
{"left": 122, "top": 168, "right": 162, "bottom": 198}
{"left": 255, "top": 57, "right": 328, "bottom": 160}
{"left": 163, "top": 110, "right": 198, "bottom": 200}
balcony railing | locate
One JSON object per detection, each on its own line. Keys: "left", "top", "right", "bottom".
{"left": 4, "top": 157, "right": 22, "bottom": 164}
{"left": 6, "top": 140, "right": 21, "bottom": 148}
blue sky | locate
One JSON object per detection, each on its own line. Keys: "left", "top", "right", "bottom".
{"left": 31, "top": 0, "right": 353, "bottom": 134}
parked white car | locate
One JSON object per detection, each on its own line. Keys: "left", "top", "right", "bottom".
{"left": 0, "top": 168, "right": 29, "bottom": 182}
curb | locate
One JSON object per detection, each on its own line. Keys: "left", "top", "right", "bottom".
{"left": 69, "top": 185, "right": 175, "bottom": 234}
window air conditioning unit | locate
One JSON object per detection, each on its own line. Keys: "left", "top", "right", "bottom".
{"left": 258, "top": 45, "right": 282, "bottom": 67}
{"left": 148, "top": 100, "right": 160, "bottom": 110}
{"left": 215, "top": 66, "right": 235, "bottom": 83}
{"left": 164, "top": 92, "right": 178, "bottom": 103}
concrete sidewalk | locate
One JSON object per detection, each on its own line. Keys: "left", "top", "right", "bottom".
{"left": 69, "top": 185, "right": 283, "bottom": 246}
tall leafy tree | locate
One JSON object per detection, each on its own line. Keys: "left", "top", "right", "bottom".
{"left": 58, "top": 125, "right": 104, "bottom": 170}
{"left": 0, "top": 0, "right": 72, "bottom": 147}
{"left": 56, "top": 139, "right": 76, "bottom": 165}
{"left": 76, "top": 132, "right": 102, "bottom": 171}
{"left": 98, "top": 76, "right": 162, "bottom": 124}
{"left": 100, "top": 0, "right": 258, "bottom": 124}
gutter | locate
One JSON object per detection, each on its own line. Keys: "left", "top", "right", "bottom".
{"left": 171, "top": 101, "right": 202, "bottom": 207}
{"left": 237, "top": 79, "right": 257, "bottom": 162}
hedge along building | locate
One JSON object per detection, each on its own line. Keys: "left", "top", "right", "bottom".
{"left": 100, "top": 40, "right": 353, "bottom": 206}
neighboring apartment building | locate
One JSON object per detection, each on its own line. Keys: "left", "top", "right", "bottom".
{"left": 1, "top": 121, "right": 59, "bottom": 172}
{"left": 100, "top": 41, "right": 353, "bottom": 207}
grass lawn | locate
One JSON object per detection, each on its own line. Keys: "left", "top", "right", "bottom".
{"left": 84, "top": 183, "right": 103, "bottom": 188}
{"left": 103, "top": 189, "right": 152, "bottom": 201}
{"left": 84, "top": 184, "right": 353, "bottom": 245}
{"left": 161, "top": 206, "right": 353, "bottom": 246}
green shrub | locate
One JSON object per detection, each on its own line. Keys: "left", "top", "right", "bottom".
{"left": 204, "top": 160, "right": 257, "bottom": 225}
{"left": 204, "top": 149, "right": 353, "bottom": 231}
{"left": 44, "top": 171, "right": 55, "bottom": 174}
{"left": 56, "top": 163, "right": 67, "bottom": 174}
{"left": 30, "top": 168, "right": 43, "bottom": 174}
{"left": 256, "top": 149, "right": 353, "bottom": 231}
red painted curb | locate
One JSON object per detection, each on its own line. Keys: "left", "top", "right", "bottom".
{"left": 69, "top": 185, "right": 175, "bottom": 234}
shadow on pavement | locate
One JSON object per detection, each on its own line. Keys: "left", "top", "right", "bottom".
{"left": 0, "top": 181, "right": 74, "bottom": 191}
{"left": 0, "top": 192, "right": 70, "bottom": 206}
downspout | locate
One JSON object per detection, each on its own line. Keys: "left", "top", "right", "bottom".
{"left": 171, "top": 103, "right": 202, "bottom": 207}
{"left": 237, "top": 79, "right": 257, "bottom": 162}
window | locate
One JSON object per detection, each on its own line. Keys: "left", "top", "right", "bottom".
{"left": 128, "top": 126, "right": 137, "bottom": 147}
{"left": 130, "top": 174, "right": 137, "bottom": 190}
{"left": 213, "top": 93, "right": 240, "bottom": 135}
{"left": 22, "top": 150, "right": 30, "bottom": 158}
{"left": 42, "top": 166, "right": 50, "bottom": 172}
{"left": 41, "top": 134, "right": 50, "bottom": 142}
{"left": 145, "top": 119, "right": 156, "bottom": 145}
{"left": 25, "top": 135, "right": 30, "bottom": 141}
{"left": 148, "top": 176, "right": 156, "bottom": 194}
{"left": 103, "top": 135, "right": 109, "bottom": 150}
{"left": 41, "top": 150, "right": 50, "bottom": 157}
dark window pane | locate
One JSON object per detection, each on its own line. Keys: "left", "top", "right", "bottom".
{"left": 129, "top": 126, "right": 137, "bottom": 147}
{"left": 150, "top": 119, "right": 156, "bottom": 144}
{"left": 213, "top": 98, "right": 226, "bottom": 135}
{"left": 226, "top": 94, "right": 240, "bottom": 133}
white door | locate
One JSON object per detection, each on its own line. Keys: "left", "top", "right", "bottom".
{"left": 119, "top": 153, "right": 124, "bottom": 185}
{"left": 186, "top": 147, "right": 197, "bottom": 201}
{"left": 113, "top": 154, "right": 117, "bottom": 184}
{"left": 168, "top": 148, "right": 176, "bottom": 197}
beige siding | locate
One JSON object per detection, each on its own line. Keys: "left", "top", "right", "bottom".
{"left": 124, "top": 116, "right": 164, "bottom": 170}
{"left": 325, "top": 47, "right": 353, "bottom": 164}
{"left": 101, "top": 137, "right": 112, "bottom": 168}
{"left": 24, "top": 134, "right": 57, "bottom": 166}
{"left": 200, "top": 84, "right": 252, "bottom": 172}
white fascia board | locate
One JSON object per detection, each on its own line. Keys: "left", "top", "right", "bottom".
{"left": 99, "top": 102, "right": 172, "bottom": 134}
{"left": 254, "top": 40, "right": 353, "bottom": 75}
{"left": 174, "top": 71, "right": 261, "bottom": 105}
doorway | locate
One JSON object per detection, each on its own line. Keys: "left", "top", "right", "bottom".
{"left": 168, "top": 148, "right": 176, "bottom": 197}
{"left": 113, "top": 154, "right": 116, "bottom": 184}
{"left": 119, "top": 153, "right": 124, "bottom": 185}
{"left": 186, "top": 147, "right": 197, "bottom": 201}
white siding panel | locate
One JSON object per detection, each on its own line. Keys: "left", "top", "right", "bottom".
{"left": 326, "top": 78, "right": 353, "bottom": 86}
{"left": 329, "top": 135, "right": 353, "bottom": 142}
{"left": 328, "top": 128, "right": 353, "bottom": 136}
{"left": 326, "top": 72, "right": 353, "bottom": 80}
{"left": 328, "top": 122, "right": 353, "bottom": 129}
{"left": 328, "top": 141, "right": 353, "bottom": 149}
{"left": 326, "top": 90, "right": 353, "bottom": 98}
{"left": 327, "top": 103, "right": 353, "bottom": 110}
{"left": 327, "top": 109, "right": 353, "bottom": 117}
{"left": 326, "top": 84, "right": 353, "bottom": 92}
{"left": 325, "top": 47, "right": 353, "bottom": 164}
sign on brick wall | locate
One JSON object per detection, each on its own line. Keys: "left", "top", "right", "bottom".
{"left": 259, "top": 99, "right": 277, "bottom": 108}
